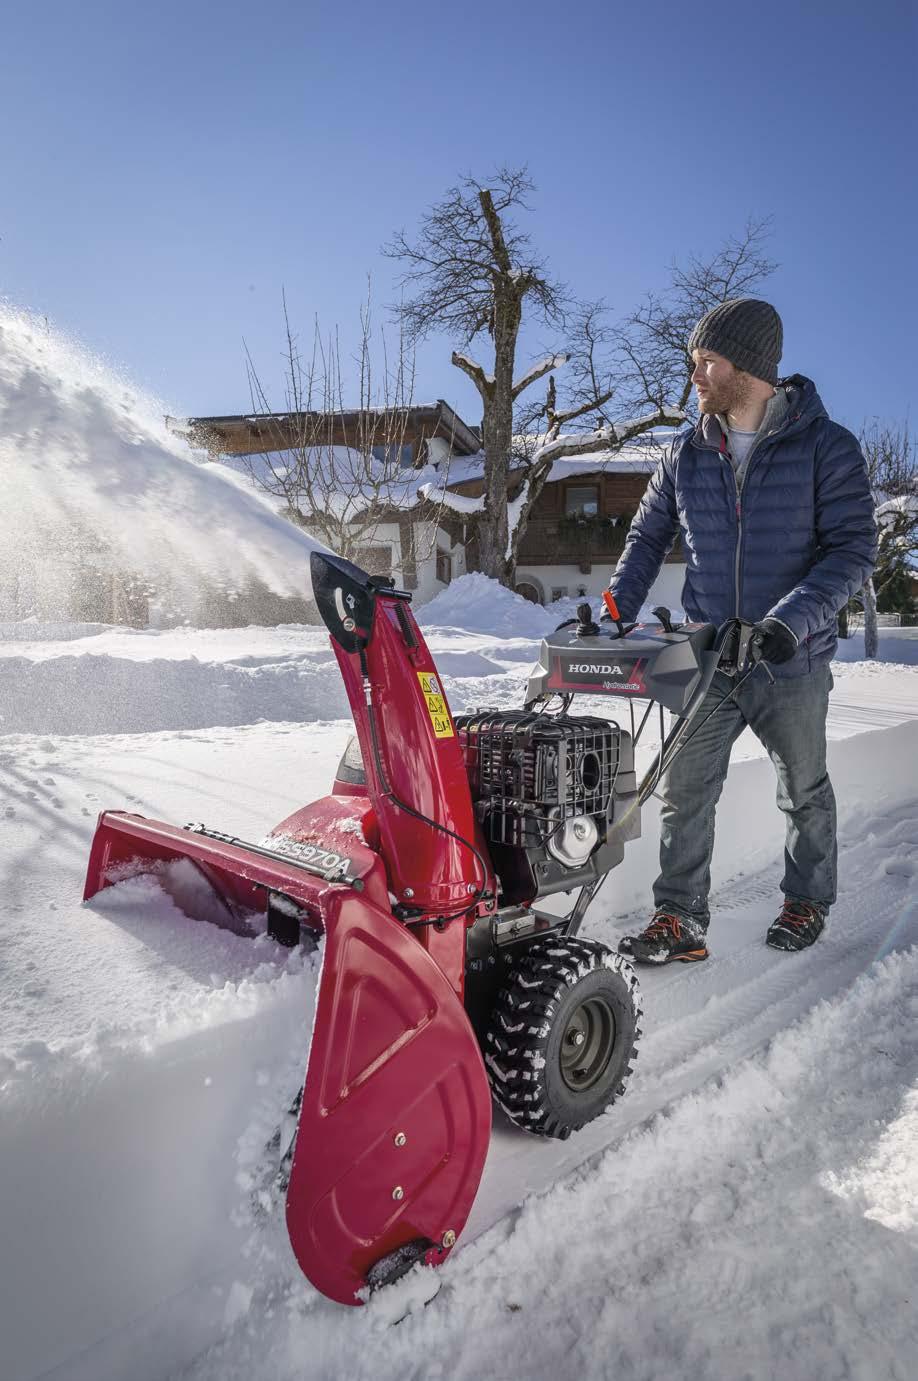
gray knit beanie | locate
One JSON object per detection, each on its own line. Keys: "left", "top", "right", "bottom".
{"left": 688, "top": 298, "right": 783, "bottom": 384}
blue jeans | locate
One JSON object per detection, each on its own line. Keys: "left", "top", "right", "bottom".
{"left": 654, "top": 664, "right": 837, "bottom": 925}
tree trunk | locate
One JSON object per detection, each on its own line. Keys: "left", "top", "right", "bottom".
{"left": 837, "top": 604, "right": 849, "bottom": 640}
{"left": 477, "top": 289, "right": 522, "bottom": 586}
{"left": 863, "top": 577, "right": 879, "bottom": 659}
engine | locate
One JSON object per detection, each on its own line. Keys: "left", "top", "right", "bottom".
{"left": 455, "top": 709, "right": 640, "bottom": 905}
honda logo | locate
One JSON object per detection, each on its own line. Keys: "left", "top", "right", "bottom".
{"left": 567, "top": 663, "right": 626, "bottom": 675}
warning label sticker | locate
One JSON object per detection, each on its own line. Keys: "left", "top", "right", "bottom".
{"left": 417, "top": 671, "right": 454, "bottom": 738}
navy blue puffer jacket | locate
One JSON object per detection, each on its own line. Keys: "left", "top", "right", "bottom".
{"left": 610, "top": 376, "right": 877, "bottom": 676}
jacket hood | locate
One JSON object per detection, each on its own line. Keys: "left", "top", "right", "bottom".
{"left": 693, "top": 374, "right": 827, "bottom": 449}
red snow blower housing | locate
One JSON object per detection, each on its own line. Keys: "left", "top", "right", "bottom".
{"left": 83, "top": 551, "right": 766, "bottom": 1306}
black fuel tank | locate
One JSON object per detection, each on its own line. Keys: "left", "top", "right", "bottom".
{"left": 526, "top": 621, "right": 717, "bottom": 714}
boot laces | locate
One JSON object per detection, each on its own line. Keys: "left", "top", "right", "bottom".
{"left": 779, "top": 901, "right": 821, "bottom": 931}
{"left": 644, "top": 911, "right": 684, "bottom": 941}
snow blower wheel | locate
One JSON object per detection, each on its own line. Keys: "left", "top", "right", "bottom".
{"left": 485, "top": 937, "right": 642, "bottom": 1140}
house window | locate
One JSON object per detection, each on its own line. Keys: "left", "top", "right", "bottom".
{"left": 436, "top": 549, "right": 451, "bottom": 584}
{"left": 371, "top": 443, "right": 415, "bottom": 468}
{"left": 565, "top": 484, "right": 599, "bottom": 517}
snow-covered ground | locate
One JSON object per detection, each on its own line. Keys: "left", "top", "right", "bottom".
{"left": 4, "top": 299, "right": 915, "bottom": 1381}
{"left": 1, "top": 593, "right": 917, "bottom": 1381}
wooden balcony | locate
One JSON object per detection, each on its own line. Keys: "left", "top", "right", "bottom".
{"left": 516, "top": 516, "right": 629, "bottom": 569}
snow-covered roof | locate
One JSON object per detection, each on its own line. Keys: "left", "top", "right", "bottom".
{"left": 218, "top": 446, "right": 490, "bottom": 520}
{"left": 203, "top": 425, "right": 676, "bottom": 525}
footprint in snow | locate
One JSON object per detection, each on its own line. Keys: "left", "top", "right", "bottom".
{"left": 883, "top": 856, "right": 915, "bottom": 879}
{"left": 688, "top": 1184, "right": 738, "bottom": 1227}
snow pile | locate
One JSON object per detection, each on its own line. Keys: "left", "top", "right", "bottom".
{"left": 0, "top": 307, "right": 324, "bottom": 622}
{"left": 418, "top": 572, "right": 560, "bottom": 637}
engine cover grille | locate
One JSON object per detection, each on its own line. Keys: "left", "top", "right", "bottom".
{"left": 455, "top": 709, "right": 620, "bottom": 850}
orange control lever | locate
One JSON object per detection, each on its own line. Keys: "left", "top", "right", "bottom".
{"left": 602, "top": 590, "right": 621, "bottom": 622}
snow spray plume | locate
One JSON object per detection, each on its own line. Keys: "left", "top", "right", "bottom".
{"left": 0, "top": 307, "right": 324, "bottom": 623}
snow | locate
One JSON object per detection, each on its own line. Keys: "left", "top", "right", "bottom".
{"left": 416, "top": 482, "right": 485, "bottom": 514}
{"left": 511, "top": 351, "right": 569, "bottom": 394}
{"left": 877, "top": 491, "right": 918, "bottom": 527}
{"left": 452, "top": 352, "right": 494, "bottom": 385}
{"left": 220, "top": 444, "right": 497, "bottom": 528}
{"left": 834, "top": 626, "right": 918, "bottom": 665}
{"left": 0, "top": 307, "right": 324, "bottom": 622}
{"left": 2, "top": 584, "right": 918, "bottom": 1378}
{"left": 505, "top": 487, "right": 529, "bottom": 559}
{"left": 417, "top": 572, "right": 563, "bottom": 638}
{"left": 2, "top": 698, "right": 916, "bottom": 1380}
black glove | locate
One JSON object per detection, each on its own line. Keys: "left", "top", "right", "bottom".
{"left": 752, "top": 617, "right": 798, "bottom": 665}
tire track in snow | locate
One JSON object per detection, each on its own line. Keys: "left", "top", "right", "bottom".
{"left": 467, "top": 797, "right": 918, "bottom": 1242}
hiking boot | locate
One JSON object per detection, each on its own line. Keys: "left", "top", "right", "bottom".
{"left": 618, "top": 909, "right": 709, "bottom": 965}
{"left": 766, "top": 899, "right": 827, "bottom": 951}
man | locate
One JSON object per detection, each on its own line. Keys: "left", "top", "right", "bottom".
{"left": 610, "top": 298, "right": 876, "bottom": 964}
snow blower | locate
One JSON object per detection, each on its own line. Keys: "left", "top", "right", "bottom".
{"left": 83, "top": 550, "right": 767, "bottom": 1306}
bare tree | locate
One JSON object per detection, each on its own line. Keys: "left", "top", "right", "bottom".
{"left": 388, "top": 177, "right": 775, "bottom": 585}
{"left": 619, "top": 217, "right": 778, "bottom": 418}
{"left": 386, "top": 171, "right": 679, "bottom": 584}
{"left": 241, "top": 286, "right": 444, "bottom": 569}
{"left": 852, "top": 421, "right": 917, "bottom": 656}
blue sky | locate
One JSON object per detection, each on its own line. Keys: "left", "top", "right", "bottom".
{"left": 1, "top": 0, "right": 915, "bottom": 435}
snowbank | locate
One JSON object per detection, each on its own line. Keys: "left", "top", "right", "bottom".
{"left": 0, "top": 622, "right": 521, "bottom": 734}
{"left": 834, "top": 627, "right": 918, "bottom": 664}
{"left": 418, "top": 572, "right": 560, "bottom": 638}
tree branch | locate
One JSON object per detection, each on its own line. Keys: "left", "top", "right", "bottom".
{"left": 533, "top": 407, "right": 684, "bottom": 469}
{"left": 451, "top": 350, "right": 494, "bottom": 399}
{"left": 512, "top": 352, "right": 569, "bottom": 400}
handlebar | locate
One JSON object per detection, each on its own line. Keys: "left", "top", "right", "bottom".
{"left": 631, "top": 618, "right": 771, "bottom": 810}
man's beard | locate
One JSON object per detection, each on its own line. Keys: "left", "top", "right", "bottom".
{"left": 697, "top": 369, "right": 753, "bottom": 416}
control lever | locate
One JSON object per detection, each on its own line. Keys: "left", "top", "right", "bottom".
{"left": 575, "top": 601, "right": 600, "bottom": 638}
{"left": 748, "top": 629, "right": 776, "bottom": 683}
{"left": 601, "top": 590, "right": 627, "bottom": 639}
{"left": 652, "top": 605, "right": 675, "bottom": 633}
{"left": 717, "top": 620, "right": 775, "bottom": 683}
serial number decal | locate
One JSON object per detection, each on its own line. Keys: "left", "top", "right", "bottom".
{"left": 269, "top": 837, "right": 350, "bottom": 873}
{"left": 417, "top": 671, "right": 455, "bottom": 738}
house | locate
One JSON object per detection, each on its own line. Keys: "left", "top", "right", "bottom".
{"left": 168, "top": 401, "right": 481, "bottom": 609}
{"left": 169, "top": 403, "right": 686, "bottom": 611}
{"left": 448, "top": 440, "right": 685, "bottom": 610}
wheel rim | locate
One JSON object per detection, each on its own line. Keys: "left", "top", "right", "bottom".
{"left": 559, "top": 996, "right": 617, "bottom": 1093}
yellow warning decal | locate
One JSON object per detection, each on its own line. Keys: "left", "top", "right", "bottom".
{"left": 417, "top": 670, "right": 454, "bottom": 738}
